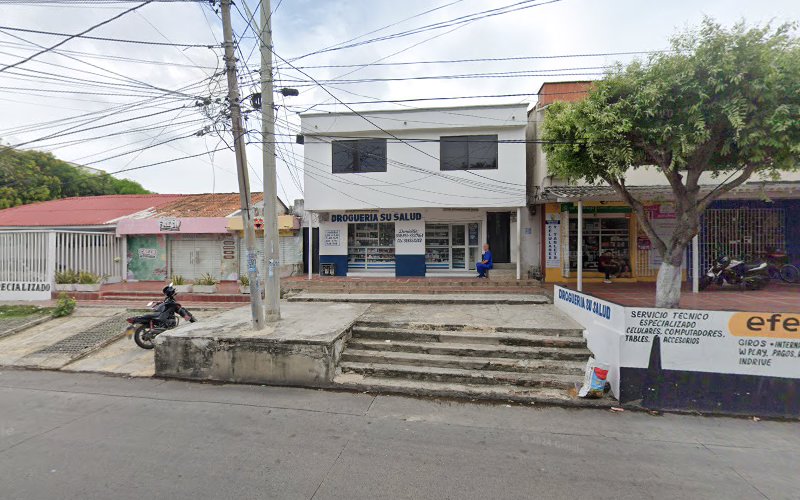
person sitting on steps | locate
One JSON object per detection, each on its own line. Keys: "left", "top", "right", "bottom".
{"left": 476, "top": 243, "right": 493, "bottom": 278}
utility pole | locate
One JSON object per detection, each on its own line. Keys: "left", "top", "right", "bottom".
{"left": 260, "top": 0, "right": 281, "bottom": 321}
{"left": 220, "top": 0, "right": 264, "bottom": 329}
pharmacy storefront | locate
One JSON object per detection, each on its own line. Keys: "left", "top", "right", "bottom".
{"left": 542, "top": 200, "right": 685, "bottom": 284}
{"left": 317, "top": 209, "right": 498, "bottom": 277}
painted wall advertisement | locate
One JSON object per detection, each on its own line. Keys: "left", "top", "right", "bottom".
{"left": 323, "top": 229, "right": 341, "bottom": 247}
{"left": 0, "top": 282, "right": 51, "bottom": 301}
{"left": 545, "top": 213, "right": 561, "bottom": 268}
{"left": 555, "top": 285, "right": 800, "bottom": 399}
{"left": 622, "top": 308, "right": 799, "bottom": 378}
{"left": 395, "top": 220, "right": 425, "bottom": 255}
{"left": 127, "top": 235, "right": 167, "bottom": 281}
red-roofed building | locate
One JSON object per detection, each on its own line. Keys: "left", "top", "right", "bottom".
{"left": 0, "top": 194, "right": 185, "bottom": 229}
{"left": 0, "top": 194, "right": 300, "bottom": 299}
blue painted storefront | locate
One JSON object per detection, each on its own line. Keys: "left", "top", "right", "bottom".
{"left": 689, "top": 199, "right": 800, "bottom": 278}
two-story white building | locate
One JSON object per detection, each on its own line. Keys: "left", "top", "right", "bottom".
{"left": 301, "top": 104, "right": 534, "bottom": 278}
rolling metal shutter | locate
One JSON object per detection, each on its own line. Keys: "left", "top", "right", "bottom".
{"left": 169, "top": 235, "right": 223, "bottom": 281}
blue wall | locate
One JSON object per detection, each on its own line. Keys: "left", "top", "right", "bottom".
{"left": 319, "top": 255, "right": 348, "bottom": 276}
{"left": 395, "top": 255, "right": 426, "bottom": 277}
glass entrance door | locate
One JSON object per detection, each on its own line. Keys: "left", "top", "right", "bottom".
{"left": 451, "top": 224, "right": 467, "bottom": 270}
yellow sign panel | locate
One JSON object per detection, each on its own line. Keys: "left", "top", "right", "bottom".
{"left": 729, "top": 313, "right": 800, "bottom": 339}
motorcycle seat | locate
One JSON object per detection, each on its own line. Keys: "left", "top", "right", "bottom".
{"left": 132, "top": 313, "right": 160, "bottom": 322}
{"left": 744, "top": 262, "right": 767, "bottom": 272}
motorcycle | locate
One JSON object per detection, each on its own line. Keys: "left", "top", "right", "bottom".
{"left": 125, "top": 284, "right": 196, "bottom": 349}
{"left": 698, "top": 256, "right": 770, "bottom": 291}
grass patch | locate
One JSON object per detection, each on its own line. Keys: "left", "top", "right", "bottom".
{"left": 0, "top": 305, "right": 50, "bottom": 318}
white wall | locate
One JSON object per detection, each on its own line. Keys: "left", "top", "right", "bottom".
{"left": 531, "top": 103, "right": 800, "bottom": 191}
{"left": 302, "top": 105, "right": 529, "bottom": 211}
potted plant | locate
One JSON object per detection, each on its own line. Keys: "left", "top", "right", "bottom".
{"left": 73, "top": 271, "right": 102, "bottom": 292}
{"left": 170, "top": 275, "right": 192, "bottom": 293}
{"left": 193, "top": 273, "right": 218, "bottom": 294}
{"left": 54, "top": 269, "right": 78, "bottom": 291}
{"left": 239, "top": 275, "right": 250, "bottom": 294}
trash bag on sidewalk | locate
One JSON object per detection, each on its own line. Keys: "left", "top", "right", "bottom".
{"left": 578, "top": 357, "right": 609, "bottom": 399}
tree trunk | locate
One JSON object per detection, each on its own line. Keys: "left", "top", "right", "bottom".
{"left": 655, "top": 261, "right": 683, "bottom": 308}
{"left": 654, "top": 233, "right": 693, "bottom": 308}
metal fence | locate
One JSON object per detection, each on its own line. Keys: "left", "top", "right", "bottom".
{"left": 55, "top": 231, "right": 123, "bottom": 280}
{"left": 0, "top": 231, "right": 50, "bottom": 282}
{"left": 0, "top": 230, "right": 123, "bottom": 283}
{"left": 699, "top": 208, "right": 786, "bottom": 271}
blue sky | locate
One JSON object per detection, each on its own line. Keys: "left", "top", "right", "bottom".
{"left": 1, "top": 0, "right": 798, "bottom": 203}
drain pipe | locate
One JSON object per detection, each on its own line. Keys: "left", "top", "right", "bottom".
{"left": 307, "top": 211, "right": 313, "bottom": 281}
{"left": 577, "top": 199, "right": 583, "bottom": 292}
{"left": 692, "top": 233, "right": 699, "bottom": 293}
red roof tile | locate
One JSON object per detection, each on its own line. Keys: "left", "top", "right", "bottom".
{"left": 0, "top": 194, "right": 185, "bottom": 227}
{"left": 150, "top": 193, "right": 266, "bottom": 218}
{"left": 0, "top": 193, "right": 289, "bottom": 227}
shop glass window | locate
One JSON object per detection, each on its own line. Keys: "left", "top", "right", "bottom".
{"left": 332, "top": 139, "right": 387, "bottom": 173}
{"left": 568, "top": 216, "right": 630, "bottom": 272}
{"left": 440, "top": 135, "right": 498, "bottom": 170}
{"left": 347, "top": 222, "right": 395, "bottom": 270}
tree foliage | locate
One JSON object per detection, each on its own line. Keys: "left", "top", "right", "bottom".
{"left": 0, "top": 146, "right": 150, "bottom": 209}
{"left": 542, "top": 19, "right": 800, "bottom": 307}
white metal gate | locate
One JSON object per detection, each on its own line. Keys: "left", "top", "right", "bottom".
{"left": 0, "top": 231, "right": 50, "bottom": 282}
{"left": 169, "top": 235, "right": 223, "bottom": 280}
{"left": 55, "top": 231, "right": 123, "bottom": 281}
{"left": 239, "top": 235, "right": 304, "bottom": 278}
{"left": 699, "top": 208, "right": 785, "bottom": 271}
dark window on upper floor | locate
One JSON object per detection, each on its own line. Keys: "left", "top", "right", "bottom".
{"left": 440, "top": 135, "right": 498, "bottom": 170}
{"left": 331, "top": 139, "right": 387, "bottom": 173}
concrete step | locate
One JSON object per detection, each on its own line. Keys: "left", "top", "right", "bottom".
{"left": 333, "top": 373, "right": 611, "bottom": 408}
{"left": 347, "top": 339, "right": 590, "bottom": 360}
{"left": 289, "top": 293, "right": 549, "bottom": 305}
{"left": 351, "top": 326, "right": 585, "bottom": 345}
{"left": 338, "top": 361, "right": 579, "bottom": 390}
{"left": 97, "top": 294, "right": 249, "bottom": 303}
{"left": 284, "top": 288, "right": 546, "bottom": 295}
{"left": 283, "top": 280, "right": 543, "bottom": 287}
{"left": 340, "top": 349, "right": 585, "bottom": 375}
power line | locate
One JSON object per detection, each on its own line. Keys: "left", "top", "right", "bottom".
{"left": 282, "top": 90, "right": 591, "bottom": 108}
{"left": 0, "top": 39, "right": 219, "bottom": 69}
{"left": 288, "top": 0, "right": 465, "bottom": 63}
{"left": 0, "top": 24, "right": 216, "bottom": 48}
{"left": 278, "top": 50, "right": 664, "bottom": 70}
{"left": 0, "top": 2, "right": 155, "bottom": 74}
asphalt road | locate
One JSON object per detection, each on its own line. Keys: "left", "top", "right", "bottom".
{"left": 0, "top": 370, "right": 797, "bottom": 500}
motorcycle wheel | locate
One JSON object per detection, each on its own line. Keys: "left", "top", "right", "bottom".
{"left": 698, "top": 276, "right": 712, "bottom": 291}
{"left": 133, "top": 325, "right": 156, "bottom": 350}
{"left": 779, "top": 265, "right": 800, "bottom": 284}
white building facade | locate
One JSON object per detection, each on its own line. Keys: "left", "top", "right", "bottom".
{"left": 301, "top": 104, "right": 535, "bottom": 278}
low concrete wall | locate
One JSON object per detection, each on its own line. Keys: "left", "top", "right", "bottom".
{"left": 554, "top": 286, "right": 800, "bottom": 418}
{"left": 155, "top": 334, "right": 350, "bottom": 387}
{"left": 153, "top": 302, "right": 367, "bottom": 387}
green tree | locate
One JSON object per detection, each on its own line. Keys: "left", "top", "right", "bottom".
{"left": 0, "top": 146, "right": 150, "bottom": 208}
{"left": 542, "top": 19, "right": 800, "bottom": 308}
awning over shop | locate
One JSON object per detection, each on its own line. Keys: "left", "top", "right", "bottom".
{"left": 542, "top": 181, "right": 800, "bottom": 202}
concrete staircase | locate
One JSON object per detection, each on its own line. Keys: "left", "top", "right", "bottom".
{"left": 334, "top": 319, "right": 605, "bottom": 406}
{"left": 283, "top": 276, "right": 545, "bottom": 296}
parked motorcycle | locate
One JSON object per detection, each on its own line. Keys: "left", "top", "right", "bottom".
{"left": 125, "top": 284, "right": 196, "bottom": 349}
{"left": 698, "top": 256, "right": 770, "bottom": 291}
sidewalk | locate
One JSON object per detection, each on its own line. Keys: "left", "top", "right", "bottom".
{"left": 563, "top": 281, "right": 800, "bottom": 312}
